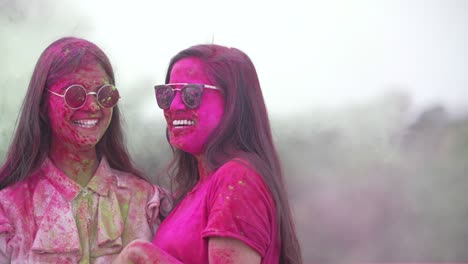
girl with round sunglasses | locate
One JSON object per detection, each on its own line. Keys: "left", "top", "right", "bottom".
{"left": 0, "top": 37, "right": 170, "bottom": 263}
{"left": 116, "top": 45, "right": 302, "bottom": 263}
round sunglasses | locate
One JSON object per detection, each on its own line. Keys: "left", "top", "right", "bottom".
{"left": 48, "top": 84, "right": 120, "bottom": 109}
{"left": 154, "top": 83, "right": 221, "bottom": 110}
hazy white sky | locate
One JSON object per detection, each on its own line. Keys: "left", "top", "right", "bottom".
{"left": 3, "top": 0, "right": 468, "bottom": 118}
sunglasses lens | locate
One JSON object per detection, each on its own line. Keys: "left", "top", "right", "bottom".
{"left": 155, "top": 85, "right": 175, "bottom": 109}
{"left": 182, "top": 84, "right": 203, "bottom": 109}
{"left": 65, "top": 85, "right": 87, "bottom": 108}
{"left": 97, "top": 85, "right": 120, "bottom": 108}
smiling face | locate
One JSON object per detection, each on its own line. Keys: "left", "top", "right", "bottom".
{"left": 164, "top": 57, "right": 225, "bottom": 155}
{"left": 47, "top": 60, "right": 113, "bottom": 151}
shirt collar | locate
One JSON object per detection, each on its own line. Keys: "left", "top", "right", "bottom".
{"left": 87, "top": 157, "right": 114, "bottom": 196}
{"left": 42, "top": 156, "right": 115, "bottom": 201}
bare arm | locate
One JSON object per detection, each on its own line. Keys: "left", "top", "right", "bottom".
{"left": 114, "top": 237, "right": 261, "bottom": 264}
{"left": 113, "top": 239, "right": 182, "bottom": 264}
{"left": 208, "top": 237, "right": 261, "bottom": 264}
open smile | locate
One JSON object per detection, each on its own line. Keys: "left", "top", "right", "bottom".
{"left": 172, "top": 119, "right": 195, "bottom": 128}
{"left": 72, "top": 119, "right": 99, "bottom": 128}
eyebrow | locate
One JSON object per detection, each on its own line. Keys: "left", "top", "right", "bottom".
{"left": 64, "top": 82, "right": 111, "bottom": 92}
{"left": 53, "top": 81, "right": 74, "bottom": 94}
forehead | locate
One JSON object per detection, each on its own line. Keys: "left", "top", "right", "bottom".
{"left": 72, "top": 62, "right": 108, "bottom": 80}
{"left": 50, "top": 61, "right": 109, "bottom": 91}
{"left": 169, "top": 57, "right": 211, "bottom": 84}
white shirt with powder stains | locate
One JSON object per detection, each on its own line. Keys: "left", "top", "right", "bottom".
{"left": 0, "top": 157, "right": 167, "bottom": 264}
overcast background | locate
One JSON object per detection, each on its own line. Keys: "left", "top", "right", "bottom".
{"left": 1, "top": 0, "right": 468, "bottom": 262}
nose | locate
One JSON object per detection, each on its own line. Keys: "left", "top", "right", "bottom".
{"left": 81, "top": 93, "right": 100, "bottom": 111}
{"left": 169, "top": 91, "right": 186, "bottom": 110}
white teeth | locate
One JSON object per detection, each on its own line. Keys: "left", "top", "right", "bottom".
{"left": 73, "top": 119, "right": 98, "bottom": 128}
{"left": 172, "top": 119, "right": 195, "bottom": 126}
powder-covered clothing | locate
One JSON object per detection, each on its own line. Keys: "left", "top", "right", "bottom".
{"left": 152, "top": 159, "right": 280, "bottom": 263}
{"left": 0, "top": 157, "right": 164, "bottom": 264}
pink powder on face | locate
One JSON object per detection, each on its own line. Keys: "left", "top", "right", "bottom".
{"left": 47, "top": 61, "right": 113, "bottom": 152}
{"left": 163, "top": 58, "right": 224, "bottom": 156}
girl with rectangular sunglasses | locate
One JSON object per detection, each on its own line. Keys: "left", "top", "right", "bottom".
{"left": 115, "top": 44, "right": 302, "bottom": 263}
{"left": 0, "top": 37, "right": 171, "bottom": 263}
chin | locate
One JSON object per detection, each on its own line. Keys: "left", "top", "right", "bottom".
{"left": 171, "top": 140, "right": 203, "bottom": 155}
{"left": 76, "top": 137, "right": 101, "bottom": 148}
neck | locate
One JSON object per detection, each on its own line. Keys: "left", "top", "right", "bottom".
{"left": 49, "top": 141, "right": 99, "bottom": 187}
{"left": 195, "top": 154, "right": 213, "bottom": 182}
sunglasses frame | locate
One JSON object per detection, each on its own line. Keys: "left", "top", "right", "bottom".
{"left": 48, "top": 84, "right": 120, "bottom": 109}
{"left": 154, "top": 83, "right": 221, "bottom": 110}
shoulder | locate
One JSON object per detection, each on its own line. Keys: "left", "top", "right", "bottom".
{"left": 0, "top": 183, "right": 27, "bottom": 209}
{"left": 216, "top": 159, "right": 258, "bottom": 176}
{"left": 0, "top": 181, "right": 27, "bottom": 198}
{"left": 208, "top": 159, "right": 271, "bottom": 201}
{"left": 0, "top": 174, "right": 42, "bottom": 230}
{"left": 0, "top": 173, "right": 43, "bottom": 206}
{"left": 213, "top": 159, "right": 264, "bottom": 186}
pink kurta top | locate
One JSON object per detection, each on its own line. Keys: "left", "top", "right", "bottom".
{"left": 152, "top": 159, "right": 280, "bottom": 263}
{"left": 0, "top": 157, "right": 163, "bottom": 264}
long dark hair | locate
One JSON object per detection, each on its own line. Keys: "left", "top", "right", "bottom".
{"left": 0, "top": 37, "right": 143, "bottom": 189}
{"left": 164, "top": 44, "right": 302, "bottom": 263}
